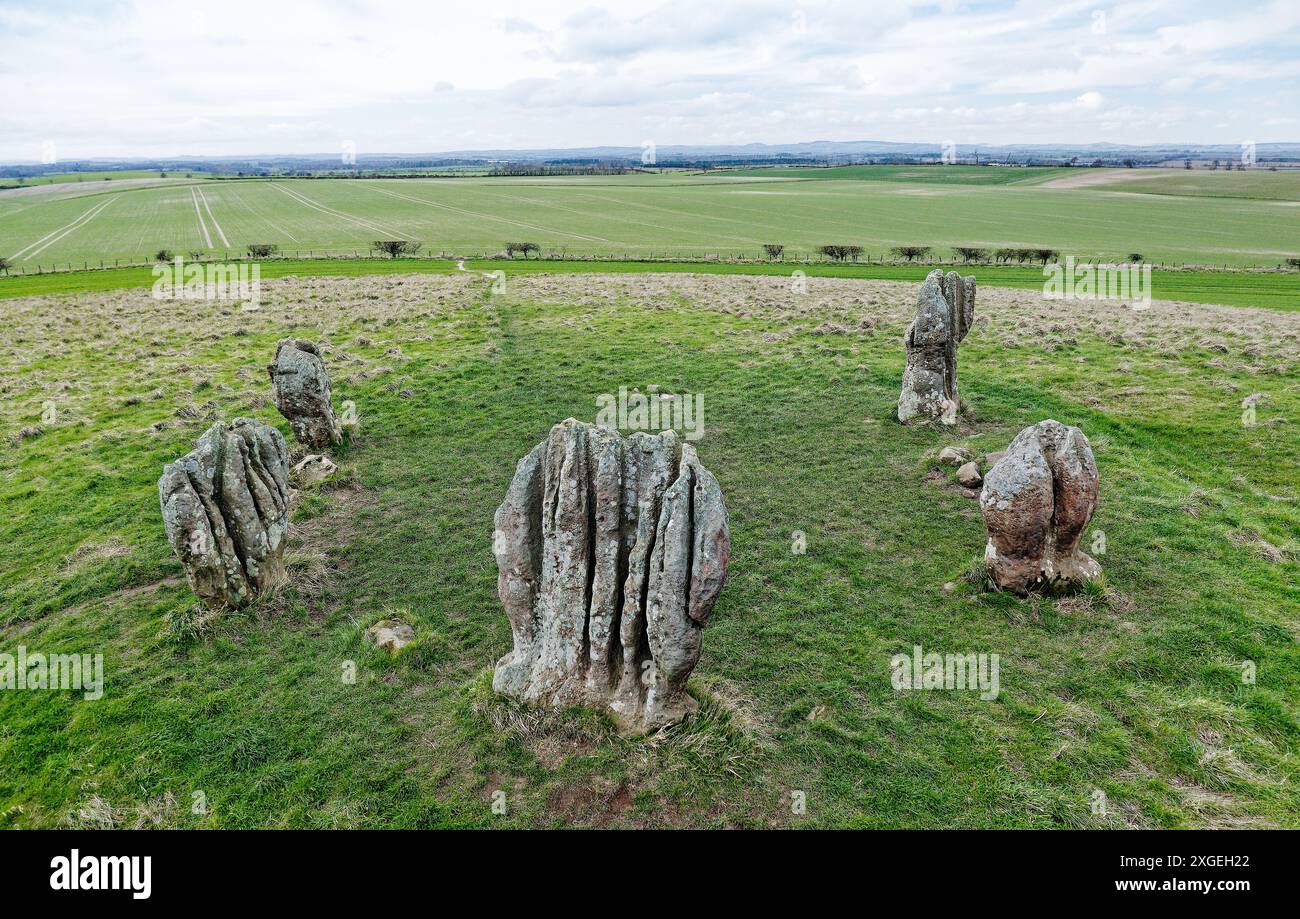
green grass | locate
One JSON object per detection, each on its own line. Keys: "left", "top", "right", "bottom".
{"left": 721, "top": 164, "right": 1068, "bottom": 185}
{"left": 1081, "top": 170, "right": 1300, "bottom": 201}
{"left": 2, "top": 168, "right": 1297, "bottom": 268}
{"left": 0, "top": 170, "right": 211, "bottom": 189}
{"left": 3, "top": 257, "right": 1297, "bottom": 311}
{"left": 0, "top": 269, "right": 1296, "bottom": 828}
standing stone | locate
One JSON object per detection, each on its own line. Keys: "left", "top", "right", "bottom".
{"left": 897, "top": 269, "right": 976, "bottom": 424}
{"left": 492, "top": 419, "right": 730, "bottom": 734}
{"left": 980, "top": 419, "right": 1101, "bottom": 594}
{"left": 159, "top": 418, "right": 290, "bottom": 609}
{"left": 267, "top": 338, "right": 341, "bottom": 448}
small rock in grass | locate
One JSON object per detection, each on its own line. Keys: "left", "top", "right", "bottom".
{"left": 366, "top": 620, "right": 415, "bottom": 654}
{"left": 985, "top": 451, "right": 1006, "bottom": 466}
{"left": 939, "top": 446, "right": 972, "bottom": 466}
{"left": 957, "top": 461, "right": 983, "bottom": 488}
{"left": 291, "top": 454, "right": 338, "bottom": 487}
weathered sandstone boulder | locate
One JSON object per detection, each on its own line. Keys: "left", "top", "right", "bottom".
{"left": 291, "top": 453, "right": 338, "bottom": 487}
{"left": 159, "top": 418, "right": 290, "bottom": 609}
{"left": 939, "top": 446, "right": 972, "bottom": 466}
{"left": 980, "top": 419, "right": 1101, "bottom": 594}
{"left": 493, "top": 419, "right": 730, "bottom": 734}
{"left": 267, "top": 339, "right": 341, "bottom": 448}
{"left": 898, "top": 269, "right": 975, "bottom": 424}
{"left": 367, "top": 620, "right": 415, "bottom": 654}
{"left": 957, "top": 461, "right": 983, "bottom": 488}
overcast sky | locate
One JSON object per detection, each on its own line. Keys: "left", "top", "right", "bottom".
{"left": 1, "top": 0, "right": 1296, "bottom": 161}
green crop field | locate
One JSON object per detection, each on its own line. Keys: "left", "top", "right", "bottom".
{"left": 2, "top": 271, "right": 1297, "bottom": 828}
{"left": 720, "top": 164, "right": 1070, "bottom": 185}
{"left": 0, "top": 170, "right": 210, "bottom": 189}
{"left": 2, "top": 167, "right": 1297, "bottom": 274}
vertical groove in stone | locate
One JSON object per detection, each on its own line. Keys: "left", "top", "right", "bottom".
{"left": 493, "top": 419, "right": 729, "bottom": 734}
{"left": 159, "top": 419, "right": 290, "bottom": 610}
{"left": 981, "top": 419, "right": 1101, "bottom": 595}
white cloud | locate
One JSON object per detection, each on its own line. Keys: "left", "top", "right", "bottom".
{"left": 0, "top": 0, "right": 1294, "bottom": 160}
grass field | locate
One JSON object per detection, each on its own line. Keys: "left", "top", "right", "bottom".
{"left": 1, "top": 271, "right": 1296, "bottom": 828}
{"left": 0, "top": 170, "right": 209, "bottom": 189}
{"left": 3, "top": 257, "right": 1298, "bottom": 311}
{"left": 2, "top": 167, "right": 1297, "bottom": 269}
{"left": 721, "top": 164, "right": 1070, "bottom": 185}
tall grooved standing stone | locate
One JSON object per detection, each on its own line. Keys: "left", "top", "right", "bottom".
{"left": 897, "top": 269, "right": 976, "bottom": 424}
{"left": 493, "top": 418, "right": 730, "bottom": 734}
{"left": 159, "top": 418, "right": 290, "bottom": 609}
{"left": 980, "top": 419, "right": 1101, "bottom": 595}
{"left": 268, "top": 338, "right": 341, "bottom": 448}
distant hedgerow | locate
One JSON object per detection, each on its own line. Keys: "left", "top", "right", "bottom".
{"left": 819, "top": 244, "right": 863, "bottom": 262}
{"left": 891, "top": 246, "right": 931, "bottom": 262}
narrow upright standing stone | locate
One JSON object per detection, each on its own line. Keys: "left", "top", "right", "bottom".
{"left": 898, "top": 269, "right": 975, "bottom": 424}
{"left": 159, "top": 418, "right": 290, "bottom": 609}
{"left": 268, "top": 338, "right": 341, "bottom": 448}
{"left": 493, "top": 419, "right": 730, "bottom": 734}
{"left": 980, "top": 419, "right": 1101, "bottom": 595}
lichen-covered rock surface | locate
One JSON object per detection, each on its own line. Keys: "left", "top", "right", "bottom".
{"left": 158, "top": 418, "right": 290, "bottom": 608}
{"left": 493, "top": 418, "right": 730, "bottom": 734}
{"left": 898, "top": 269, "right": 976, "bottom": 424}
{"left": 267, "top": 338, "right": 341, "bottom": 448}
{"left": 980, "top": 419, "right": 1101, "bottom": 594}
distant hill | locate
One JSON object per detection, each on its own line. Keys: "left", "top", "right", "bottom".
{"left": 2, "top": 140, "right": 1297, "bottom": 176}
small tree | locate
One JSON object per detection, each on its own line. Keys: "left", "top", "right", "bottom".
{"left": 818, "top": 244, "right": 862, "bottom": 262}
{"left": 0, "top": 256, "right": 10, "bottom": 275}
{"left": 1128, "top": 253, "right": 1143, "bottom": 262}
{"left": 891, "top": 245, "right": 931, "bottom": 262}
{"left": 1035, "top": 248, "right": 1060, "bottom": 266}
{"left": 373, "top": 240, "right": 421, "bottom": 258}
{"left": 505, "top": 242, "right": 540, "bottom": 259}
{"left": 155, "top": 249, "right": 175, "bottom": 262}
{"left": 247, "top": 244, "right": 279, "bottom": 259}
{"left": 763, "top": 244, "right": 785, "bottom": 261}
{"left": 1286, "top": 258, "right": 1300, "bottom": 269}
{"left": 953, "top": 247, "right": 988, "bottom": 263}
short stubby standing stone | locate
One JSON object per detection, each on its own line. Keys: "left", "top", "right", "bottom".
{"left": 492, "top": 418, "right": 730, "bottom": 734}
{"left": 159, "top": 418, "right": 290, "bottom": 609}
{"left": 980, "top": 419, "right": 1101, "bottom": 595}
{"left": 267, "top": 338, "right": 341, "bottom": 448}
{"left": 898, "top": 269, "right": 976, "bottom": 425}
